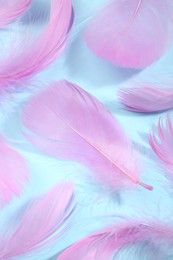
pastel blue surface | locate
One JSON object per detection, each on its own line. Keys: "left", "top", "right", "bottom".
{"left": 0, "top": 0, "right": 173, "bottom": 259}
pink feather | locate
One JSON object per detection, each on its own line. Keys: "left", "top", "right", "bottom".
{"left": 58, "top": 219, "right": 173, "bottom": 259}
{"left": 0, "top": 183, "right": 75, "bottom": 259}
{"left": 149, "top": 114, "right": 173, "bottom": 178}
{"left": 22, "top": 80, "right": 152, "bottom": 192}
{"left": 118, "top": 86, "right": 173, "bottom": 113}
{"left": 85, "top": 0, "right": 173, "bottom": 68}
{"left": 0, "top": 0, "right": 73, "bottom": 89}
{"left": 0, "top": 0, "right": 31, "bottom": 27}
{"left": 0, "top": 136, "right": 29, "bottom": 207}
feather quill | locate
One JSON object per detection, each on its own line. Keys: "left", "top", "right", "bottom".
{"left": 58, "top": 219, "right": 173, "bottom": 259}
{"left": 118, "top": 86, "right": 173, "bottom": 113}
{"left": 0, "top": 0, "right": 31, "bottom": 27}
{"left": 149, "top": 114, "right": 173, "bottom": 179}
{"left": 0, "top": 183, "right": 75, "bottom": 259}
{"left": 22, "top": 80, "right": 152, "bottom": 192}
{"left": 85, "top": 0, "right": 173, "bottom": 68}
{"left": 0, "top": 136, "right": 29, "bottom": 207}
{"left": 0, "top": 0, "right": 73, "bottom": 89}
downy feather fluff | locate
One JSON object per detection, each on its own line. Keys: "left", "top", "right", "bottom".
{"left": 85, "top": 0, "right": 173, "bottom": 68}
{"left": 0, "top": 0, "right": 31, "bottom": 27}
{"left": 0, "top": 183, "right": 75, "bottom": 259}
{"left": 22, "top": 80, "right": 153, "bottom": 192}
{"left": 58, "top": 218, "right": 173, "bottom": 260}
{"left": 149, "top": 114, "right": 173, "bottom": 179}
{"left": 0, "top": 0, "right": 73, "bottom": 89}
{"left": 0, "top": 136, "right": 29, "bottom": 207}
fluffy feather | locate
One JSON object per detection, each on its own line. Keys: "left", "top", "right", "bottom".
{"left": 58, "top": 219, "right": 173, "bottom": 259}
{"left": 22, "top": 80, "right": 152, "bottom": 192}
{"left": 0, "top": 136, "right": 29, "bottom": 207}
{"left": 85, "top": 0, "right": 173, "bottom": 68}
{"left": 149, "top": 114, "right": 173, "bottom": 178}
{"left": 0, "top": 0, "right": 31, "bottom": 27}
{"left": 118, "top": 86, "right": 173, "bottom": 113}
{"left": 0, "top": 0, "right": 73, "bottom": 89}
{"left": 0, "top": 183, "right": 75, "bottom": 259}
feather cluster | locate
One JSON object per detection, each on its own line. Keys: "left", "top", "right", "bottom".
{"left": 0, "top": 0, "right": 172, "bottom": 259}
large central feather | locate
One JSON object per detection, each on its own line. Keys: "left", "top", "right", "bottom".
{"left": 22, "top": 80, "right": 152, "bottom": 192}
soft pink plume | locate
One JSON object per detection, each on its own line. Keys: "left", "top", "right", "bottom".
{"left": 58, "top": 219, "right": 173, "bottom": 259}
{"left": 149, "top": 114, "right": 173, "bottom": 180}
{"left": 118, "top": 86, "right": 173, "bottom": 113}
{"left": 85, "top": 0, "right": 173, "bottom": 68}
{"left": 0, "top": 0, "right": 73, "bottom": 89}
{"left": 0, "top": 136, "right": 29, "bottom": 207}
{"left": 0, "top": 0, "right": 31, "bottom": 27}
{"left": 22, "top": 80, "right": 152, "bottom": 192}
{"left": 0, "top": 183, "right": 75, "bottom": 259}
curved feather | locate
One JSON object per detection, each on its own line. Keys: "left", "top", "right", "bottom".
{"left": 0, "top": 136, "right": 29, "bottom": 207}
{"left": 0, "top": 0, "right": 73, "bottom": 89}
{"left": 0, "top": 183, "right": 75, "bottom": 259}
{"left": 0, "top": 0, "right": 31, "bottom": 27}
{"left": 58, "top": 219, "right": 173, "bottom": 260}
{"left": 118, "top": 86, "right": 173, "bottom": 113}
{"left": 149, "top": 115, "right": 173, "bottom": 178}
{"left": 85, "top": 0, "right": 173, "bottom": 68}
{"left": 22, "top": 80, "right": 152, "bottom": 191}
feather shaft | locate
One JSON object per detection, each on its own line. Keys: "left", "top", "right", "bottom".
{"left": 22, "top": 80, "right": 152, "bottom": 192}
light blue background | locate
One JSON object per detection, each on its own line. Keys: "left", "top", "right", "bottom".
{"left": 0, "top": 1, "right": 173, "bottom": 259}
